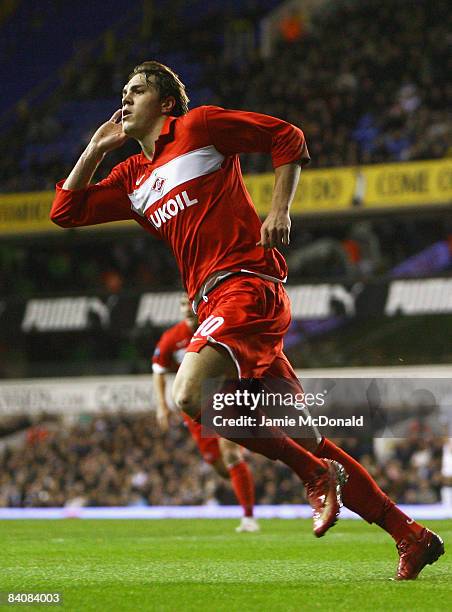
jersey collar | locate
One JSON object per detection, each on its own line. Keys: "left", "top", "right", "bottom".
{"left": 139, "top": 115, "right": 177, "bottom": 165}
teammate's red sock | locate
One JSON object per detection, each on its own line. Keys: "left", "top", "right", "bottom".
{"left": 316, "top": 437, "right": 423, "bottom": 541}
{"left": 228, "top": 461, "right": 255, "bottom": 517}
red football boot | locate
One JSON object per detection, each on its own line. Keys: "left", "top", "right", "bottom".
{"left": 395, "top": 528, "right": 444, "bottom": 580}
{"left": 305, "top": 459, "right": 348, "bottom": 537}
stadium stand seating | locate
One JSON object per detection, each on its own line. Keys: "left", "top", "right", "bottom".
{"left": 0, "top": 413, "right": 444, "bottom": 507}
{"left": 0, "top": 0, "right": 449, "bottom": 191}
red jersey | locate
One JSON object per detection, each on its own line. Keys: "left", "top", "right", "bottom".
{"left": 152, "top": 319, "right": 193, "bottom": 374}
{"left": 51, "top": 106, "right": 310, "bottom": 301}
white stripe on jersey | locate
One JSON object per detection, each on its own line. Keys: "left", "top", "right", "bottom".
{"left": 128, "top": 145, "right": 225, "bottom": 215}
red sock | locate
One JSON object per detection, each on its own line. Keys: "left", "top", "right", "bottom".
{"left": 228, "top": 433, "right": 326, "bottom": 483}
{"left": 228, "top": 461, "right": 255, "bottom": 517}
{"left": 377, "top": 502, "right": 425, "bottom": 542}
{"left": 194, "top": 407, "right": 326, "bottom": 484}
{"left": 316, "top": 438, "right": 423, "bottom": 542}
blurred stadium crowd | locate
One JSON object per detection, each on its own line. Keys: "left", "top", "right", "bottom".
{"left": 210, "top": 0, "right": 451, "bottom": 173}
{"left": 0, "top": 0, "right": 449, "bottom": 191}
{"left": 0, "top": 413, "right": 445, "bottom": 508}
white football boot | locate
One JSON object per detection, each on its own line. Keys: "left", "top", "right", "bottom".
{"left": 235, "top": 517, "right": 260, "bottom": 532}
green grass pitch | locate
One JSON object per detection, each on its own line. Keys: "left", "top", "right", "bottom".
{"left": 0, "top": 519, "right": 450, "bottom": 611}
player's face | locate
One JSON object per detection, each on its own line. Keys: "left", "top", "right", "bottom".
{"left": 121, "top": 74, "right": 164, "bottom": 138}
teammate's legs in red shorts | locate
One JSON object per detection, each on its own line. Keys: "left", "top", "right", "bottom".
{"left": 183, "top": 413, "right": 256, "bottom": 523}
{"left": 183, "top": 412, "right": 221, "bottom": 465}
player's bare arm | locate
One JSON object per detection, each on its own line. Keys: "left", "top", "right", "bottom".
{"left": 153, "top": 371, "right": 171, "bottom": 432}
{"left": 62, "top": 109, "right": 128, "bottom": 190}
{"left": 258, "top": 162, "right": 301, "bottom": 249}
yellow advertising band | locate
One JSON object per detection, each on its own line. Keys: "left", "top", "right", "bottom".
{"left": 0, "top": 159, "right": 451, "bottom": 235}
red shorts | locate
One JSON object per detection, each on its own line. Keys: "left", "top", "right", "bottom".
{"left": 186, "top": 275, "right": 301, "bottom": 384}
{"left": 182, "top": 412, "right": 221, "bottom": 465}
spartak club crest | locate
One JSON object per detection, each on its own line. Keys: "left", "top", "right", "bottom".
{"left": 152, "top": 176, "right": 166, "bottom": 193}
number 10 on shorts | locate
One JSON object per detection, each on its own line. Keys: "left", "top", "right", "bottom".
{"left": 195, "top": 315, "right": 224, "bottom": 337}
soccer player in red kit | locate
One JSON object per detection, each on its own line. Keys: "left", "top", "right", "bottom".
{"left": 153, "top": 294, "right": 259, "bottom": 532}
{"left": 51, "top": 60, "right": 443, "bottom": 578}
